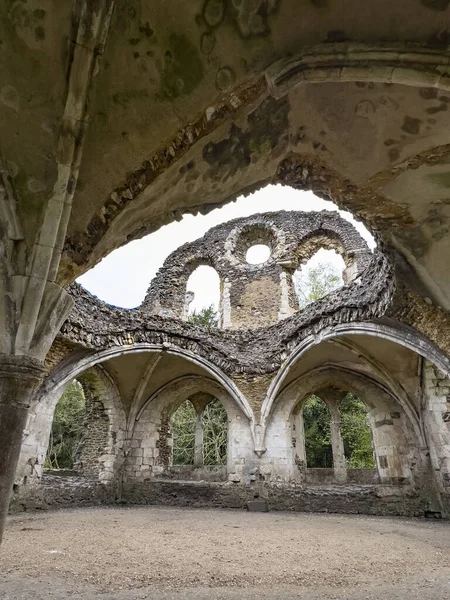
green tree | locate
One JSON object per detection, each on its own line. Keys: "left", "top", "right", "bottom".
{"left": 171, "top": 400, "right": 197, "bottom": 465}
{"left": 295, "top": 261, "right": 343, "bottom": 308}
{"left": 188, "top": 304, "right": 219, "bottom": 328}
{"left": 45, "top": 380, "right": 86, "bottom": 470}
{"left": 302, "top": 395, "right": 333, "bottom": 468}
{"left": 202, "top": 400, "right": 228, "bottom": 465}
{"left": 340, "top": 394, "right": 375, "bottom": 468}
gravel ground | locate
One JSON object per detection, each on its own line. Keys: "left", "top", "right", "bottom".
{"left": 1, "top": 506, "right": 450, "bottom": 599}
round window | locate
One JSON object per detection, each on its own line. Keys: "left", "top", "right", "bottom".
{"left": 245, "top": 244, "right": 271, "bottom": 265}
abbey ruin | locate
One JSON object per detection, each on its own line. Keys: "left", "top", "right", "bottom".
{"left": 2, "top": 0, "right": 450, "bottom": 551}
{"left": 6, "top": 208, "right": 450, "bottom": 519}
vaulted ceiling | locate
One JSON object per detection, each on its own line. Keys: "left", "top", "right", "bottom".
{"left": 2, "top": 0, "right": 450, "bottom": 309}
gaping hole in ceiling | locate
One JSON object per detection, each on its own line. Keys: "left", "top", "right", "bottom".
{"left": 77, "top": 185, "right": 375, "bottom": 309}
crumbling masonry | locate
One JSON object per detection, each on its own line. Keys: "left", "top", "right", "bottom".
{"left": 3, "top": 1, "right": 450, "bottom": 541}
{"left": 10, "top": 211, "right": 450, "bottom": 518}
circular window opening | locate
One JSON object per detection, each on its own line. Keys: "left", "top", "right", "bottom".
{"left": 245, "top": 244, "right": 271, "bottom": 265}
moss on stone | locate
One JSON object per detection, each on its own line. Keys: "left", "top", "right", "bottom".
{"left": 159, "top": 33, "right": 203, "bottom": 99}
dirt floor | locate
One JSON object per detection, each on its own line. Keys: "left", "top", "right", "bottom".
{"left": 1, "top": 506, "right": 450, "bottom": 599}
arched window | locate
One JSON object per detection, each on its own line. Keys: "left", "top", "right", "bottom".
{"left": 294, "top": 249, "right": 345, "bottom": 309}
{"left": 340, "top": 394, "right": 375, "bottom": 468}
{"left": 45, "top": 371, "right": 122, "bottom": 480}
{"left": 45, "top": 379, "right": 86, "bottom": 471}
{"left": 171, "top": 400, "right": 197, "bottom": 465}
{"left": 171, "top": 397, "right": 228, "bottom": 467}
{"left": 185, "top": 265, "right": 220, "bottom": 322}
{"left": 302, "top": 395, "right": 333, "bottom": 468}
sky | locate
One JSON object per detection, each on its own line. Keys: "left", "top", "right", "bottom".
{"left": 78, "top": 185, "right": 375, "bottom": 311}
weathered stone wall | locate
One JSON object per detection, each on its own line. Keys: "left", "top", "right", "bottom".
{"left": 422, "top": 360, "right": 450, "bottom": 514}
{"left": 141, "top": 211, "right": 372, "bottom": 329}
{"left": 59, "top": 239, "right": 395, "bottom": 379}
{"left": 13, "top": 358, "right": 447, "bottom": 518}
{"left": 261, "top": 369, "right": 426, "bottom": 489}
{"left": 9, "top": 475, "right": 429, "bottom": 519}
{"left": 13, "top": 210, "right": 450, "bottom": 519}
{"left": 74, "top": 379, "right": 110, "bottom": 478}
{"left": 125, "top": 375, "right": 255, "bottom": 484}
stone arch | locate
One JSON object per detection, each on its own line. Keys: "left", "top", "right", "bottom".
{"left": 40, "top": 344, "right": 254, "bottom": 425}
{"left": 263, "top": 321, "right": 450, "bottom": 426}
{"left": 266, "top": 45, "right": 450, "bottom": 99}
{"left": 184, "top": 264, "right": 221, "bottom": 320}
{"left": 292, "top": 230, "right": 366, "bottom": 287}
{"left": 17, "top": 364, "right": 126, "bottom": 485}
{"left": 132, "top": 375, "right": 254, "bottom": 482}
{"left": 17, "top": 345, "right": 254, "bottom": 486}
{"left": 143, "top": 251, "right": 217, "bottom": 319}
{"left": 262, "top": 366, "right": 423, "bottom": 485}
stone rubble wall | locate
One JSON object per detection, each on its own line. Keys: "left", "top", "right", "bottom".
{"left": 59, "top": 242, "right": 392, "bottom": 378}
{"left": 141, "top": 210, "right": 372, "bottom": 328}
{"left": 422, "top": 361, "right": 450, "bottom": 513}
{"left": 9, "top": 475, "right": 428, "bottom": 519}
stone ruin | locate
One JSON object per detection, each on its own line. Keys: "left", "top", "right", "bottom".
{"left": 9, "top": 210, "right": 450, "bottom": 518}
{"left": 3, "top": 3, "right": 450, "bottom": 543}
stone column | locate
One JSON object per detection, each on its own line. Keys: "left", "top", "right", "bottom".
{"left": 0, "top": 356, "right": 44, "bottom": 543}
{"left": 370, "top": 411, "right": 411, "bottom": 484}
{"left": 330, "top": 407, "right": 347, "bottom": 483}
{"left": 292, "top": 410, "right": 307, "bottom": 482}
{"left": 320, "top": 391, "right": 347, "bottom": 483}
{"left": 194, "top": 414, "right": 204, "bottom": 467}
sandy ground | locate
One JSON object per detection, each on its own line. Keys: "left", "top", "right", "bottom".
{"left": 1, "top": 506, "right": 450, "bottom": 599}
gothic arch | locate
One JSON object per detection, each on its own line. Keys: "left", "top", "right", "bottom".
{"left": 263, "top": 321, "right": 450, "bottom": 425}
{"left": 37, "top": 344, "right": 254, "bottom": 423}
{"left": 18, "top": 364, "right": 126, "bottom": 484}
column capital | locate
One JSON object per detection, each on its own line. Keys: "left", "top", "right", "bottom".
{"left": 0, "top": 355, "right": 45, "bottom": 408}
{"left": 0, "top": 354, "right": 45, "bottom": 383}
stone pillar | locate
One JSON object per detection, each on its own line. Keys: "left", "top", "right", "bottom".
{"left": 278, "top": 271, "right": 296, "bottom": 321}
{"left": 194, "top": 414, "right": 204, "bottom": 467}
{"left": 0, "top": 356, "right": 44, "bottom": 543}
{"left": 182, "top": 291, "right": 195, "bottom": 321}
{"left": 220, "top": 279, "right": 232, "bottom": 329}
{"left": 329, "top": 406, "right": 347, "bottom": 483}
{"left": 292, "top": 410, "right": 307, "bottom": 482}
{"left": 369, "top": 411, "right": 411, "bottom": 484}
{"left": 320, "top": 390, "right": 347, "bottom": 483}
{"left": 421, "top": 361, "right": 450, "bottom": 512}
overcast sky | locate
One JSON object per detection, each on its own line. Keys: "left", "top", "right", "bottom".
{"left": 78, "top": 185, "right": 375, "bottom": 311}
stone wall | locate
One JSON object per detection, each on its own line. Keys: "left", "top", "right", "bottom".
{"left": 142, "top": 211, "right": 372, "bottom": 330}
{"left": 12, "top": 210, "right": 450, "bottom": 519}
{"left": 74, "top": 379, "right": 110, "bottom": 478}
{"left": 121, "top": 480, "right": 428, "bottom": 518}
{"left": 59, "top": 240, "right": 394, "bottom": 379}
{"left": 422, "top": 360, "right": 450, "bottom": 513}
{"left": 10, "top": 476, "right": 428, "bottom": 519}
